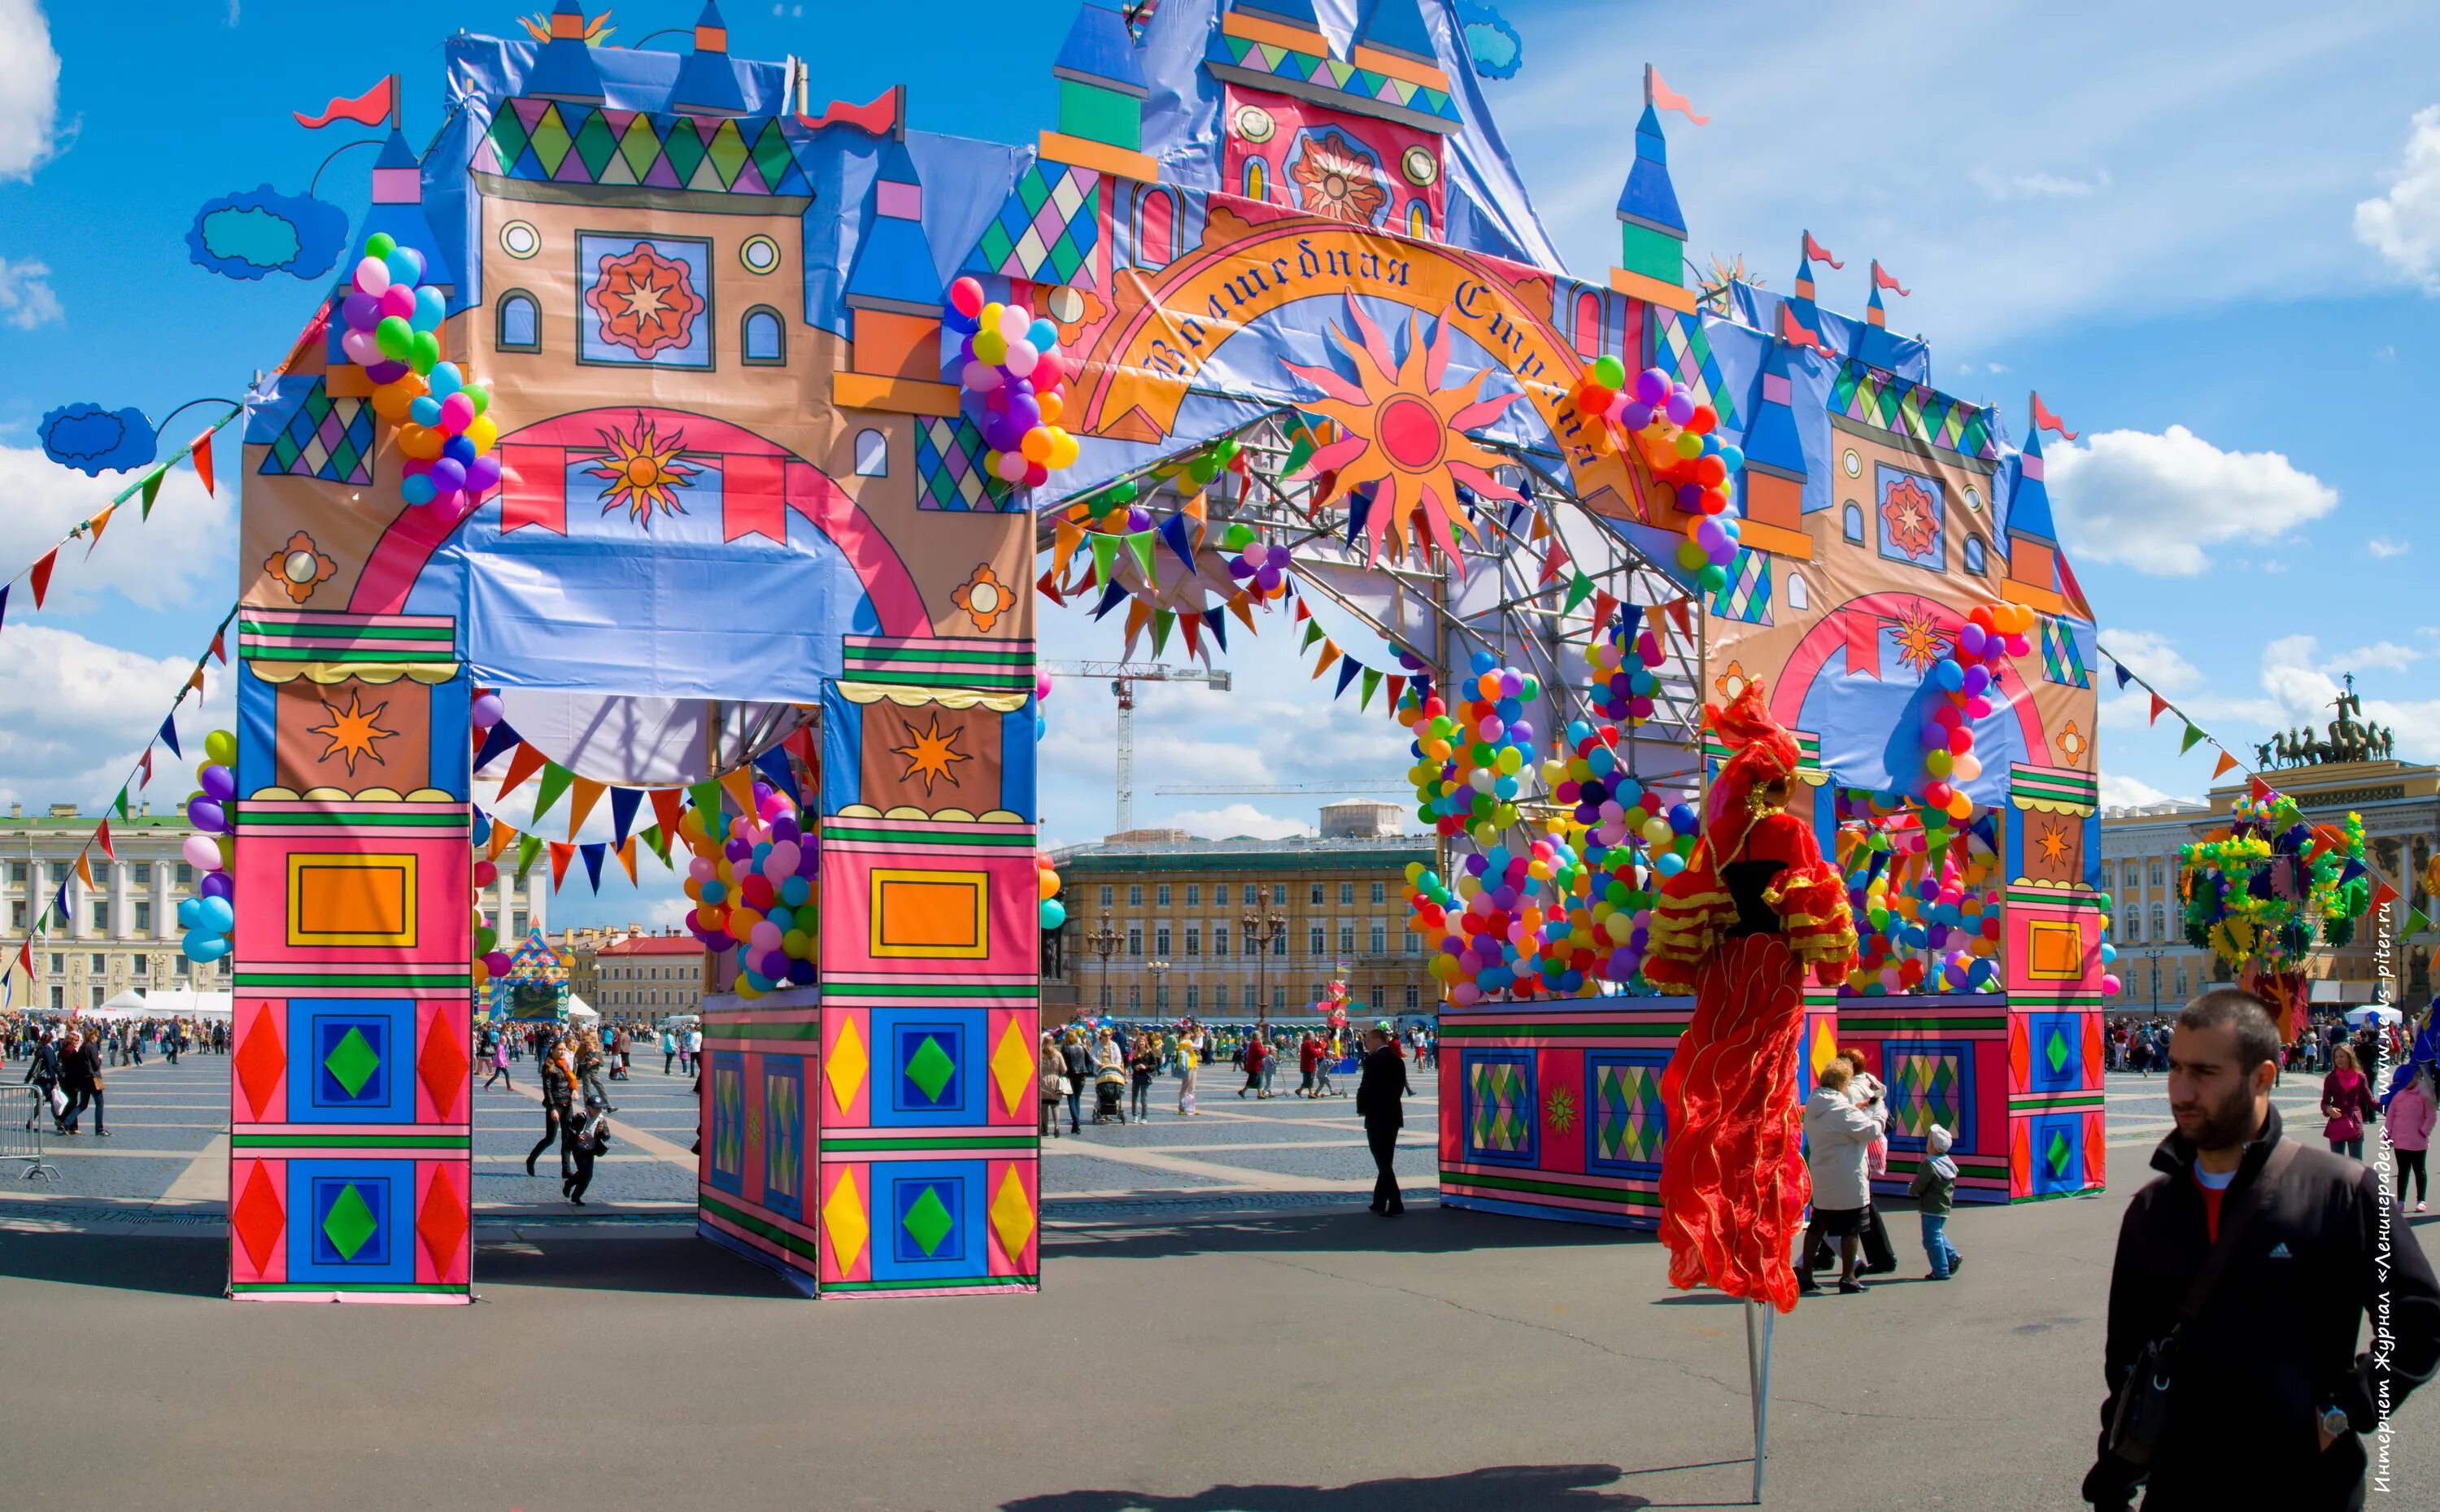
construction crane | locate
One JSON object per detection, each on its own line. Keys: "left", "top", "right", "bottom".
{"left": 1153, "top": 782, "right": 1406, "bottom": 795}
{"left": 1041, "top": 661, "right": 1231, "bottom": 834}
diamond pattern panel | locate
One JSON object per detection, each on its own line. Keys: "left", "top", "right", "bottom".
{"left": 1653, "top": 308, "right": 1737, "bottom": 429}
{"left": 826, "top": 1017, "right": 869, "bottom": 1112}
{"left": 823, "top": 1166, "right": 869, "bottom": 1275}
{"left": 989, "top": 1017, "right": 1034, "bottom": 1119}
{"left": 1593, "top": 1058, "right": 1668, "bottom": 1167}
{"left": 1828, "top": 362, "right": 1996, "bottom": 461}
{"left": 989, "top": 1162, "right": 1035, "bottom": 1266}
{"left": 962, "top": 163, "right": 1102, "bottom": 290}
{"left": 234, "top": 1004, "right": 286, "bottom": 1121}
{"left": 916, "top": 416, "right": 1017, "bottom": 512}
{"left": 416, "top": 1007, "right": 468, "bottom": 1124}
{"left": 1464, "top": 1051, "right": 1536, "bottom": 1165}
{"left": 1710, "top": 547, "right": 1773, "bottom": 625}
{"left": 479, "top": 101, "right": 810, "bottom": 195}
{"left": 1886, "top": 1048, "right": 1963, "bottom": 1139}
{"left": 257, "top": 380, "right": 374, "bottom": 486}
{"left": 233, "top": 1160, "right": 285, "bottom": 1275}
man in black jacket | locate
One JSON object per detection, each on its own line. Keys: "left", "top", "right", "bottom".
{"left": 1356, "top": 1024, "right": 1410, "bottom": 1215}
{"left": 21, "top": 1027, "right": 63, "bottom": 1134}
{"left": 2085, "top": 987, "right": 2440, "bottom": 1510}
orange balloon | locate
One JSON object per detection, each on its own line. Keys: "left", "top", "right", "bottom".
{"left": 398, "top": 424, "right": 446, "bottom": 461}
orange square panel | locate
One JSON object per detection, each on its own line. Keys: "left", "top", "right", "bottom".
{"left": 287, "top": 852, "right": 417, "bottom": 948}
{"left": 2024, "top": 919, "right": 2085, "bottom": 981}
{"left": 869, "top": 869, "right": 989, "bottom": 959}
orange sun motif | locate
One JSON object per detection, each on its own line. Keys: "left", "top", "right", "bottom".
{"left": 1288, "top": 298, "right": 1523, "bottom": 575}
{"left": 1890, "top": 603, "right": 1950, "bottom": 675}
{"left": 1713, "top": 659, "right": 1749, "bottom": 704}
{"left": 585, "top": 416, "right": 700, "bottom": 525}
{"left": 310, "top": 690, "right": 394, "bottom": 774}
{"left": 892, "top": 715, "right": 969, "bottom": 794}
{"left": 2037, "top": 823, "right": 2072, "bottom": 866}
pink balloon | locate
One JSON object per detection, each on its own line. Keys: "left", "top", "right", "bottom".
{"left": 438, "top": 392, "right": 477, "bottom": 432}
{"left": 765, "top": 840, "right": 801, "bottom": 877}
{"left": 948, "top": 276, "right": 984, "bottom": 319}
{"left": 182, "top": 834, "right": 223, "bottom": 871}
{"left": 378, "top": 285, "right": 417, "bottom": 320}
{"left": 1030, "top": 350, "right": 1064, "bottom": 390}
{"left": 689, "top": 857, "right": 716, "bottom": 883}
{"left": 749, "top": 921, "right": 783, "bottom": 952}
{"left": 353, "top": 255, "right": 391, "bottom": 295}
{"left": 340, "top": 329, "right": 382, "bottom": 366}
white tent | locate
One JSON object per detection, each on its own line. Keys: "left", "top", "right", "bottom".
{"left": 565, "top": 995, "right": 599, "bottom": 1021}
{"left": 91, "top": 989, "right": 233, "bottom": 1021}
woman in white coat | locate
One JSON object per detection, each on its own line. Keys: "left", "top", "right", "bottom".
{"left": 1798, "top": 1058, "right": 1880, "bottom": 1294}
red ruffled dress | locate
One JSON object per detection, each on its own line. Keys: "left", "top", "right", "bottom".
{"left": 1644, "top": 691, "right": 1856, "bottom": 1312}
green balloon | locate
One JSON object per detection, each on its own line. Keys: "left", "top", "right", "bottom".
{"left": 1591, "top": 355, "right": 1627, "bottom": 389}
{"left": 408, "top": 331, "right": 442, "bottom": 374}
{"left": 364, "top": 232, "right": 397, "bottom": 259}
{"left": 1222, "top": 522, "right": 1256, "bottom": 551}
{"left": 1697, "top": 564, "right": 1728, "bottom": 592}
{"left": 464, "top": 384, "right": 490, "bottom": 417}
{"left": 374, "top": 316, "right": 415, "bottom": 360}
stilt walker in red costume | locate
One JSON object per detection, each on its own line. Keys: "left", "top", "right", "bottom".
{"left": 1645, "top": 682, "right": 1856, "bottom": 1499}
{"left": 1647, "top": 680, "right": 1857, "bottom": 1309}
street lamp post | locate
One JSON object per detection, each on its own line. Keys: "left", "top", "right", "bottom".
{"left": 2146, "top": 947, "right": 2163, "bottom": 1013}
{"left": 1241, "top": 909, "right": 1287, "bottom": 1034}
{"left": 1087, "top": 913, "right": 1120, "bottom": 1019}
{"left": 1147, "top": 958, "right": 1171, "bottom": 1020}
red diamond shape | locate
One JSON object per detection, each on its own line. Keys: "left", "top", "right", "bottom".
{"left": 417, "top": 1168, "right": 468, "bottom": 1276}
{"left": 233, "top": 1006, "right": 285, "bottom": 1119}
{"left": 417, "top": 1011, "right": 469, "bottom": 1122}
{"left": 233, "top": 1161, "right": 285, "bottom": 1274}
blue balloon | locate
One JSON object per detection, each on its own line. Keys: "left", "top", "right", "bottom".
{"left": 412, "top": 285, "right": 447, "bottom": 333}
{"left": 1933, "top": 658, "right": 1966, "bottom": 692}
{"left": 385, "top": 246, "right": 425, "bottom": 289}
{"left": 1717, "top": 444, "right": 1745, "bottom": 472}
{"left": 409, "top": 395, "right": 442, "bottom": 427}
{"left": 426, "top": 361, "right": 463, "bottom": 398}
{"left": 198, "top": 895, "right": 235, "bottom": 934}
{"left": 779, "top": 875, "right": 810, "bottom": 907}
{"left": 182, "top": 929, "right": 230, "bottom": 963}
{"left": 176, "top": 896, "right": 203, "bottom": 929}
{"left": 700, "top": 879, "right": 727, "bottom": 905}
{"left": 400, "top": 473, "right": 437, "bottom": 506}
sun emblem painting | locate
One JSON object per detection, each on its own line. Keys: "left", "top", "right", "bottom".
{"left": 1889, "top": 603, "right": 1950, "bottom": 676}
{"left": 1880, "top": 473, "right": 1941, "bottom": 564}
{"left": 310, "top": 689, "right": 394, "bottom": 774}
{"left": 1288, "top": 130, "right": 1391, "bottom": 225}
{"left": 893, "top": 715, "right": 969, "bottom": 794}
{"left": 1288, "top": 298, "right": 1523, "bottom": 573}
{"left": 582, "top": 239, "right": 706, "bottom": 360}
{"left": 583, "top": 416, "right": 699, "bottom": 525}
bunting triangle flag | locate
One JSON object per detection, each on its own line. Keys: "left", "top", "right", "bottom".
{"left": 138, "top": 468, "right": 164, "bottom": 520}
{"left": 643, "top": 824, "right": 673, "bottom": 868}
{"left": 784, "top": 724, "right": 819, "bottom": 772}
{"left": 1664, "top": 598, "right": 1693, "bottom": 638}
{"left": 651, "top": 787, "right": 686, "bottom": 843}
{"left": 1122, "top": 595, "right": 1152, "bottom": 660}
{"left": 2372, "top": 881, "right": 2399, "bottom": 913}
{"left": 158, "top": 712, "right": 182, "bottom": 758}
{"left": 208, "top": 626, "right": 228, "bottom": 665}
{"left": 2147, "top": 692, "right": 2170, "bottom": 725}
{"left": 547, "top": 840, "right": 573, "bottom": 891}
{"left": 488, "top": 821, "right": 514, "bottom": 865}
{"left": 2248, "top": 775, "right": 2272, "bottom": 804}
{"left": 1591, "top": 589, "right": 1617, "bottom": 633}
{"left": 608, "top": 787, "right": 643, "bottom": 848}
{"left": 2179, "top": 723, "right": 2205, "bottom": 754}
{"left": 1359, "top": 666, "right": 1383, "bottom": 710}
{"left": 112, "top": 787, "right": 129, "bottom": 821}
{"left": 579, "top": 842, "right": 606, "bottom": 894}
{"left": 1088, "top": 577, "right": 1128, "bottom": 621}
{"left": 1334, "top": 656, "right": 1361, "bottom": 697}
{"left": 1540, "top": 537, "right": 1568, "bottom": 584}
{"left": 1052, "top": 518, "right": 1086, "bottom": 578}
{"left": 1312, "top": 640, "right": 1342, "bottom": 679}
{"left": 495, "top": 742, "right": 547, "bottom": 801}
{"left": 1035, "top": 567, "right": 1066, "bottom": 608}
{"left": 1150, "top": 608, "right": 1176, "bottom": 656}
{"left": 473, "top": 721, "right": 521, "bottom": 773}
{"left": 1089, "top": 531, "right": 1121, "bottom": 585}
{"left": 75, "top": 852, "right": 94, "bottom": 889}
{"left": 2407, "top": 907, "right": 2431, "bottom": 939}
{"left": 1179, "top": 612, "right": 1201, "bottom": 660}
{"left": 531, "top": 763, "right": 575, "bottom": 822}
{"left": 1386, "top": 674, "right": 1406, "bottom": 708}
{"left": 96, "top": 820, "right": 114, "bottom": 861}
{"left": 1564, "top": 569, "right": 1595, "bottom": 612}
{"left": 1183, "top": 488, "right": 1208, "bottom": 546}
{"left": 0, "top": 584, "right": 9, "bottom": 637}
{"left": 753, "top": 746, "right": 801, "bottom": 811}
{"left": 31, "top": 548, "right": 57, "bottom": 610}
{"left": 516, "top": 832, "right": 542, "bottom": 882}
{"left": 1157, "top": 513, "right": 1197, "bottom": 574}
{"left": 2211, "top": 750, "right": 2238, "bottom": 779}
{"left": 566, "top": 776, "right": 607, "bottom": 836}
{"left": 1205, "top": 608, "right": 1227, "bottom": 654}
{"left": 616, "top": 835, "right": 639, "bottom": 884}
{"left": 1301, "top": 619, "right": 1325, "bottom": 651}
{"left": 1126, "top": 529, "right": 1159, "bottom": 587}
{"left": 2114, "top": 662, "right": 2133, "bottom": 689}
{"left": 718, "top": 766, "right": 759, "bottom": 821}
{"left": 1294, "top": 597, "right": 1313, "bottom": 623}
{"left": 187, "top": 668, "right": 207, "bottom": 696}
{"left": 1227, "top": 592, "right": 1257, "bottom": 635}
{"left": 138, "top": 747, "right": 153, "bottom": 789}
{"left": 84, "top": 503, "right": 115, "bottom": 556}
{"left": 190, "top": 429, "right": 216, "bottom": 496}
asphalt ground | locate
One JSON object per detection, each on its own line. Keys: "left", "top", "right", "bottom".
{"left": 2, "top": 1065, "right": 2433, "bottom": 1510}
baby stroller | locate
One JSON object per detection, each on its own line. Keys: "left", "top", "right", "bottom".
{"left": 1091, "top": 1065, "right": 1129, "bottom": 1124}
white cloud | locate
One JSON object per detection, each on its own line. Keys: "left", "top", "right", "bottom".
{"left": 0, "top": 625, "right": 228, "bottom": 811}
{"left": 2099, "top": 773, "right": 2194, "bottom": 810}
{"left": 1972, "top": 167, "right": 2109, "bottom": 201}
{"left": 1167, "top": 804, "right": 1314, "bottom": 842}
{"left": 2369, "top": 536, "right": 2411, "bottom": 558}
{"left": 0, "top": 255, "right": 60, "bottom": 329}
{"left": 2046, "top": 425, "right": 2338, "bottom": 576}
{"left": 2355, "top": 104, "right": 2440, "bottom": 289}
{"left": 1506, "top": 0, "right": 2438, "bottom": 348}
{"left": 2098, "top": 629, "right": 2201, "bottom": 694}
{"left": 0, "top": 445, "right": 234, "bottom": 612}
{"left": 2329, "top": 639, "right": 2424, "bottom": 672}
{"left": 0, "top": 0, "right": 59, "bottom": 181}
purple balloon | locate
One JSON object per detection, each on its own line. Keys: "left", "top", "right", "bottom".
{"left": 1634, "top": 368, "right": 1671, "bottom": 406}
{"left": 186, "top": 797, "right": 226, "bottom": 832}
{"left": 199, "top": 764, "right": 237, "bottom": 802}
{"left": 771, "top": 815, "right": 801, "bottom": 844}
{"left": 1621, "top": 401, "right": 1654, "bottom": 431}
{"left": 464, "top": 453, "right": 503, "bottom": 493}
{"left": 470, "top": 692, "right": 505, "bottom": 729}
{"left": 199, "top": 871, "right": 235, "bottom": 901}
{"left": 1664, "top": 391, "right": 1697, "bottom": 426}
{"left": 341, "top": 292, "right": 382, "bottom": 329}
{"left": 429, "top": 456, "right": 466, "bottom": 492}
{"left": 1006, "top": 393, "right": 1041, "bottom": 431}
{"left": 725, "top": 838, "right": 752, "bottom": 862}
{"left": 364, "top": 359, "right": 411, "bottom": 384}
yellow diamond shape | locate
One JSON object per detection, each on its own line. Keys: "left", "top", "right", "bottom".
{"left": 826, "top": 1016, "right": 869, "bottom": 1112}
{"left": 989, "top": 1164, "right": 1035, "bottom": 1264}
{"left": 822, "top": 1168, "right": 868, "bottom": 1274}
{"left": 990, "top": 1018, "right": 1033, "bottom": 1118}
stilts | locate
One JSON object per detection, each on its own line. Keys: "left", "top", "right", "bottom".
{"left": 1743, "top": 1298, "right": 1776, "bottom": 1504}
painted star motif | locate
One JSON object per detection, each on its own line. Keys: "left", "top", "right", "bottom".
{"left": 1545, "top": 1086, "right": 1578, "bottom": 1136}
{"left": 892, "top": 715, "right": 969, "bottom": 794}
{"left": 310, "top": 690, "right": 394, "bottom": 774}
{"left": 2038, "top": 826, "right": 2070, "bottom": 865}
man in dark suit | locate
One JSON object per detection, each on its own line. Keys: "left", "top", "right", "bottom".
{"left": 1356, "top": 1023, "right": 1410, "bottom": 1215}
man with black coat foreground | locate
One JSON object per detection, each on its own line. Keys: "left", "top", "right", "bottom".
{"left": 1356, "top": 1023, "right": 1410, "bottom": 1215}
{"left": 2085, "top": 987, "right": 2440, "bottom": 1510}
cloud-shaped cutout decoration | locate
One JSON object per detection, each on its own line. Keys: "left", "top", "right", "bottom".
{"left": 186, "top": 185, "right": 350, "bottom": 282}
{"left": 40, "top": 403, "right": 157, "bottom": 476}
{"left": 1457, "top": 2, "right": 1523, "bottom": 80}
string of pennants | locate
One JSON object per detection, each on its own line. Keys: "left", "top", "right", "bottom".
{"left": 2096, "top": 636, "right": 2414, "bottom": 933}
{"left": 4, "top": 409, "right": 239, "bottom": 638}
{"left": 1038, "top": 495, "right": 1279, "bottom": 664}
{"left": 4, "top": 603, "right": 237, "bottom": 1004}
{"left": 470, "top": 711, "right": 817, "bottom": 895}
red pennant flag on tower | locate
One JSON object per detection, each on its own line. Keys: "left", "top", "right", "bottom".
{"left": 1644, "top": 65, "right": 1710, "bottom": 125}
{"left": 1871, "top": 260, "right": 1911, "bottom": 297}
{"left": 190, "top": 430, "right": 216, "bottom": 497}
{"left": 294, "top": 76, "right": 397, "bottom": 129}
{"left": 29, "top": 548, "right": 56, "bottom": 609}
{"left": 2148, "top": 692, "right": 2170, "bottom": 725}
{"left": 1802, "top": 231, "right": 1843, "bottom": 269}
{"left": 2031, "top": 391, "right": 2079, "bottom": 441}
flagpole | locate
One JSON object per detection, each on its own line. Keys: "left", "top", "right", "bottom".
{"left": 1744, "top": 1298, "right": 1776, "bottom": 1504}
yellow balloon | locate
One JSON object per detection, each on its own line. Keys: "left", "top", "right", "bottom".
{"left": 464, "top": 415, "right": 499, "bottom": 454}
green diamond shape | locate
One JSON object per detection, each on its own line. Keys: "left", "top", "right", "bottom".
{"left": 324, "top": 1026, "right": 381, "bottom": 1099}
{"left": 2046, "top": 1029, "right": 2071, "bottom": 1075}
{"left": 901, "top": 1184, "right": 955, "bottom": 1257}
{"left": 528, "top": 103, "right": 573, "bottom": 177}
{"left": 660, "top": 118, "right": 708, "bottom": 186}
{"left": 320, "top": 1182, "right": 379, "bottom": 1261}
{"left": 904, "top": 1035, "right": 956, "bottom": 1104}
{"left": 2046, "top": 1131, "right": 2072, "bottom": 1178}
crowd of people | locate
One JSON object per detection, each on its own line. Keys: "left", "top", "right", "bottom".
{"left": 2108, "top": 1006, "right": 2414, "bottom": 1078}
{"left": 10, "top": 1013, "right": 224, "bottom": 1139}
{"left": 1030, "top": 1018, "right": 1436, "bottom": 1135}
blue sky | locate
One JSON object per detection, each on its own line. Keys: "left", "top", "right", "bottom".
{"left": 2, "top": 0, "right": 2437, "bottom": 930}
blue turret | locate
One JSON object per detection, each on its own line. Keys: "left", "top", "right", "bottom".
{"left": 674, "top": 3, "right": 748, "bottom": 116}
{"left": 1353, "top": 0, "right": 1438, "bottom": 66}
{"left": 844, "top": 141, "right": 944, "bottom": 315}
{"left": 1613, "top": 99, "right": 1688, "bottom": 308}
{"left": 2011, "top": 421, "right": 2057, "bottom": 544}
{"left": 527, "top": 0, "right": 604, "bottom": 102}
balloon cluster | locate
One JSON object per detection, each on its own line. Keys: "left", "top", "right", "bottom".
{"left": 1585, "top": 608, "right": 1665, "bottom": 730}
{"left": 944, "top": 275, "right": 1079, "bottom": 488}
{"left": 1397, "top": 651, "right": 1542, "bottom": 846}
{"left": 339, "top": 234, "right": 502, "bottom": 527}
{"left": 1406, "top": 834, "right": 1601, "bottom": 1005}
{"left": 177, "top": 730, "right": 239, "bottom": 964}
{"left": 678, "top": 782, "right": 820, "bottom": 1000}
{"left": 1566, "top": 359, "right": 1747, "bottom": 593}
{"left": 2180, "top": 790, "right": 2371, "bottom": 971}
{"left": 1909, "top": 603, "right": 2034, "bottom": 824}
{"left": 1835, "top": 814, "right": 2006, "bottom": 996}
{"left": 1038, "top": 854, "right": 1065, "bottom": 932}
{"left": 1549, "top": 718, "right": 1696, "bottom": 981}
{"left": 1221, "top": 521, "right": 1292, "bottom": 601}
